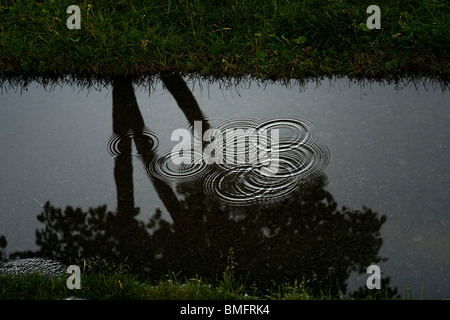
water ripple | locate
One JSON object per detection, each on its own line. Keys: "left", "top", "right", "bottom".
{"left": 107, "top": 127, "right": 159, "bottom": 157}
{"left": 145, "top": 149, "right": 208, "bottom": 183}
{"left": 144, "top": 115, "right": 330, "bottom": 206}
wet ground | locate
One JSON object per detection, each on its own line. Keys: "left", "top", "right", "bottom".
{"left": 0, "top": 75, "right": 448, "bottom": 298}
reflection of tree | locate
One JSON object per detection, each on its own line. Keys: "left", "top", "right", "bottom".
{"left": 6, "top": 74, "right": 393, "bottom": 296}
{"left": 30, "top": 201, "right": 155, "bottom": 273}
{"left": 149, "top": 173, "right": 388, "bottom": 296}
{"left": 0, "top": 235, "right": 6, "bottom": 261}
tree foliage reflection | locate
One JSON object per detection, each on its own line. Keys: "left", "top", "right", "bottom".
{"left": 5, "top": 74, "right": 395, "bottom": 297}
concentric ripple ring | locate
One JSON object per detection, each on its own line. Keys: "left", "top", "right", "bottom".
{"left": 139, "top": 115, "right": 330, "bottom": 206}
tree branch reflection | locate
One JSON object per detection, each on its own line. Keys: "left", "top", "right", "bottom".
{"left": 6, "top": 74, "right": 394, "bottom": 296}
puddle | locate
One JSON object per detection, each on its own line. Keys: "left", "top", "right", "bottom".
{"left": 142, "top": 114, "right": 330, "bottom": 207}
{"left": 0, "top": 75, "right": 448, "bottom": 298}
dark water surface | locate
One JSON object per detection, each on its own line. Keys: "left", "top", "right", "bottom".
{"left": 0, "top": 75, "right": 448, "bottom": 298}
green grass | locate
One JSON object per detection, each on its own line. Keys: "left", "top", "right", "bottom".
{"left": 0, "top": 272, "right": 244, "bottom": 300}
{"left": 0, "top": 253, "right": 409, "bottom": 301}
{"left": 0, "top": 255, "right": 422, "bottom": 300}
{"left": 0, "top": 0, "right": 448, "bottom": 81}
{"left": 0, "top": 272, "right": 408, "bottom": 300}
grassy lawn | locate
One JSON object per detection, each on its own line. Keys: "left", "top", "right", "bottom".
{"left": 0, "top": 0, "right": 448, "bottom": 80}
{"left": 0, "top": 255, "right": 409, "bottom": 300}
{"left": 0, "top": 272, "right": 407, "bottom": 300}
